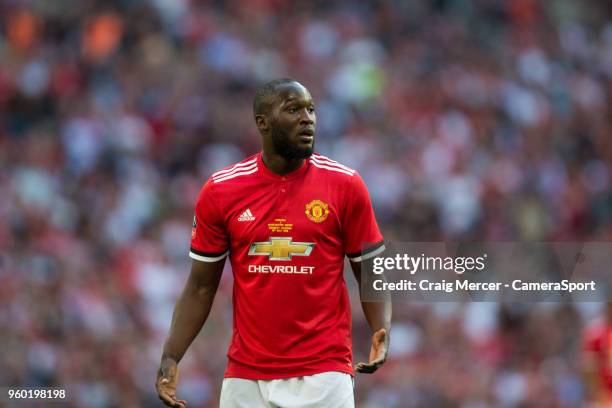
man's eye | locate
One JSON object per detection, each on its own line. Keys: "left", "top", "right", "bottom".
{"left": 308, "top": 107, "right": 315, "bottom": 113}
{"left": 288, "top": 108, "right": 297, "bottom": 113}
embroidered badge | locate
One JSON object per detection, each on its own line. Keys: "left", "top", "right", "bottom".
{"left": 305, "top": 200, "right": 330, "bottom": 223}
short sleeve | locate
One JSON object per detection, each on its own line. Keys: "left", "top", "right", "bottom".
{"left": 189, "top": 180, "right": 229, "bottom": 262}
{"left": 342, "top": 172, "right": 385, "bottom": 262}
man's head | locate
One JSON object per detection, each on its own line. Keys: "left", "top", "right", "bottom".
{"left": 253, "top": 78, "right": 316, "bottom": 160}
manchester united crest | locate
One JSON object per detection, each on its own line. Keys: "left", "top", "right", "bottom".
{"left": 305, "top": 199, "right": 330, "bottom": 223}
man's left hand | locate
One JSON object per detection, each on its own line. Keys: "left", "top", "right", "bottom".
{"left": 355, "top": 328, "right": 388, "bottom": 374}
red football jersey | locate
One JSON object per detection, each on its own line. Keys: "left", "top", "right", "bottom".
{"left": 190, "top": 152, "right": 384, "bottom": 379}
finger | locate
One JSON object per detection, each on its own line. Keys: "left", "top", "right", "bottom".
{"left": 354, "top": 361, "right": 374, "bottom": 372}
{"left": 357, "top": 363, "right": 376, "bottom": 370}
{"left": 357, "top": 364, "right": 379, "bottom": 373}
{"left": 166, "top": 398, "right": 186, "bottom": 408}
{"left": 355, "top": 363, "right": 377, "bottom": 374}
{"left": 355, "top": 358, "right": 385, "bottom": 373}
{"left": 157, "top": 381, "right": 186, "bottom": 407}
{"left": 161, "top": 395, "right": 186, "bottom": 408}
{"left": 158, "top": 391, "right": 179, "bottom": 407}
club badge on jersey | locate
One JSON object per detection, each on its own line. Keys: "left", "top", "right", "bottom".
{"left": 305, "top": 199, "right": 329, "bottom": 223}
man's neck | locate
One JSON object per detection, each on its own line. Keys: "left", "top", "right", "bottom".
{"left": 262, "top": 151, "right": 304, "bottom": 176}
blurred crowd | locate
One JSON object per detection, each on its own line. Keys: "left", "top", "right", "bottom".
{"left": 1, "top": 0, "right": 612, "bottom": 406}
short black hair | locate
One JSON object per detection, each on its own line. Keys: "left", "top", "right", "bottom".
{"left": 253, "top": 78, "right": 299, "bottom": 117}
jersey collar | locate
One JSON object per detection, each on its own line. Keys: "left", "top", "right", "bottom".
{"left": 257, "top": 151, "right": 310, "bottom": 181}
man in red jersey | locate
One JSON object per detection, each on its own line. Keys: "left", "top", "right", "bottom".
{"left": 584, "top": 303, "right": 612, "bottom": 407}
{"left": 156, "top": 78, "right": 391, "bottom": 407}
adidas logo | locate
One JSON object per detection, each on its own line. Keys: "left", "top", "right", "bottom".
{"left": 238, "top": 209, "right": 256, "bottom": 222}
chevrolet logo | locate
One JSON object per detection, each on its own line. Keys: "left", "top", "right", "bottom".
{"left": 248, "top": 237, "right": 315, "bottom": 261}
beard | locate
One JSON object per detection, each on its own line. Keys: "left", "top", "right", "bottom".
{"left": 270, "top": 128, "right": 314, "bottom": 160}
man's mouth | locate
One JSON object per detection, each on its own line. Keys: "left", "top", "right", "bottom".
{"left": 298, "top": 129, "right": 314, "bottom": 142}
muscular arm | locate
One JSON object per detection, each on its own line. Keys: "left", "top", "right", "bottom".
{"left": 350, "top": 261, "right": 391, "bottom": 373}
{"left": 156, "top": 259, "right": 225, "bottom": 407}
{"left": 162, "top": 258, "right": 226, "bottom": 363}
{"left": 350, "top": 261, "right": 391, "bottom": 333}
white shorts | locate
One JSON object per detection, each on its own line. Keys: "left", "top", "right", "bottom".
{"left": 219, "top": 371, "right": 354, "bottom": 408}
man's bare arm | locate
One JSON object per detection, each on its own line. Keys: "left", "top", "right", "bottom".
{"left": 156, "top": 258, "right": 225, "bottom": 407}
{"left": 162, "top": 258, "right": 225, "bottom": 362}
{"left": 350, "top": 261, "right": 391, "bottom": 374}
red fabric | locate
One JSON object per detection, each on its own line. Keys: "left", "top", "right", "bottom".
{"left": 190, "top": 152, "right": 383, "bottom": 379}
{"left": 584, "top": 324, "right": 612, "bottom": 392}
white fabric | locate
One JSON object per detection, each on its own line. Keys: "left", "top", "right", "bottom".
{"left": 219, "top": 371, "right": 354, "bottom": 408}
{"left": 188, "top": 250, "right": 228, "bottom": 262}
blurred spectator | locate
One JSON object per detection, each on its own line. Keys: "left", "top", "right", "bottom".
{"left": 583, "top": 303, "right": 612, "bottom": 407}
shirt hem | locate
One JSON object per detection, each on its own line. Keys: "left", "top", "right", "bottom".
{"left": 223, "top": 363, "right": 354, "bottom": 380}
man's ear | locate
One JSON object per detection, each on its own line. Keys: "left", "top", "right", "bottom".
{"left": 255, "top": 114, "right": 268, "bottom": 132}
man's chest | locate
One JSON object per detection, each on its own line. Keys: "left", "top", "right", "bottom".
{"left": 223, "top": 180, "right": 344, "bottom": 249}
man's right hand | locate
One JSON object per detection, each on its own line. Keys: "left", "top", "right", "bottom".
{"left": 156, "top": 358, "right": 187, "bottom": 407}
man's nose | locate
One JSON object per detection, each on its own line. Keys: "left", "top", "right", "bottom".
{"left": 299, "top": 110, "right": 314, "bottom": 123}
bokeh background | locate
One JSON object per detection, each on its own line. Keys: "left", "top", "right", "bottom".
{"left": 1, "top": 0, "right": 612, "bottom": 406}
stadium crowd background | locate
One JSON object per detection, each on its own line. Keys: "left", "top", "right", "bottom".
{"left": 1, "top": 0, "right": 612, "bottom": 406}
